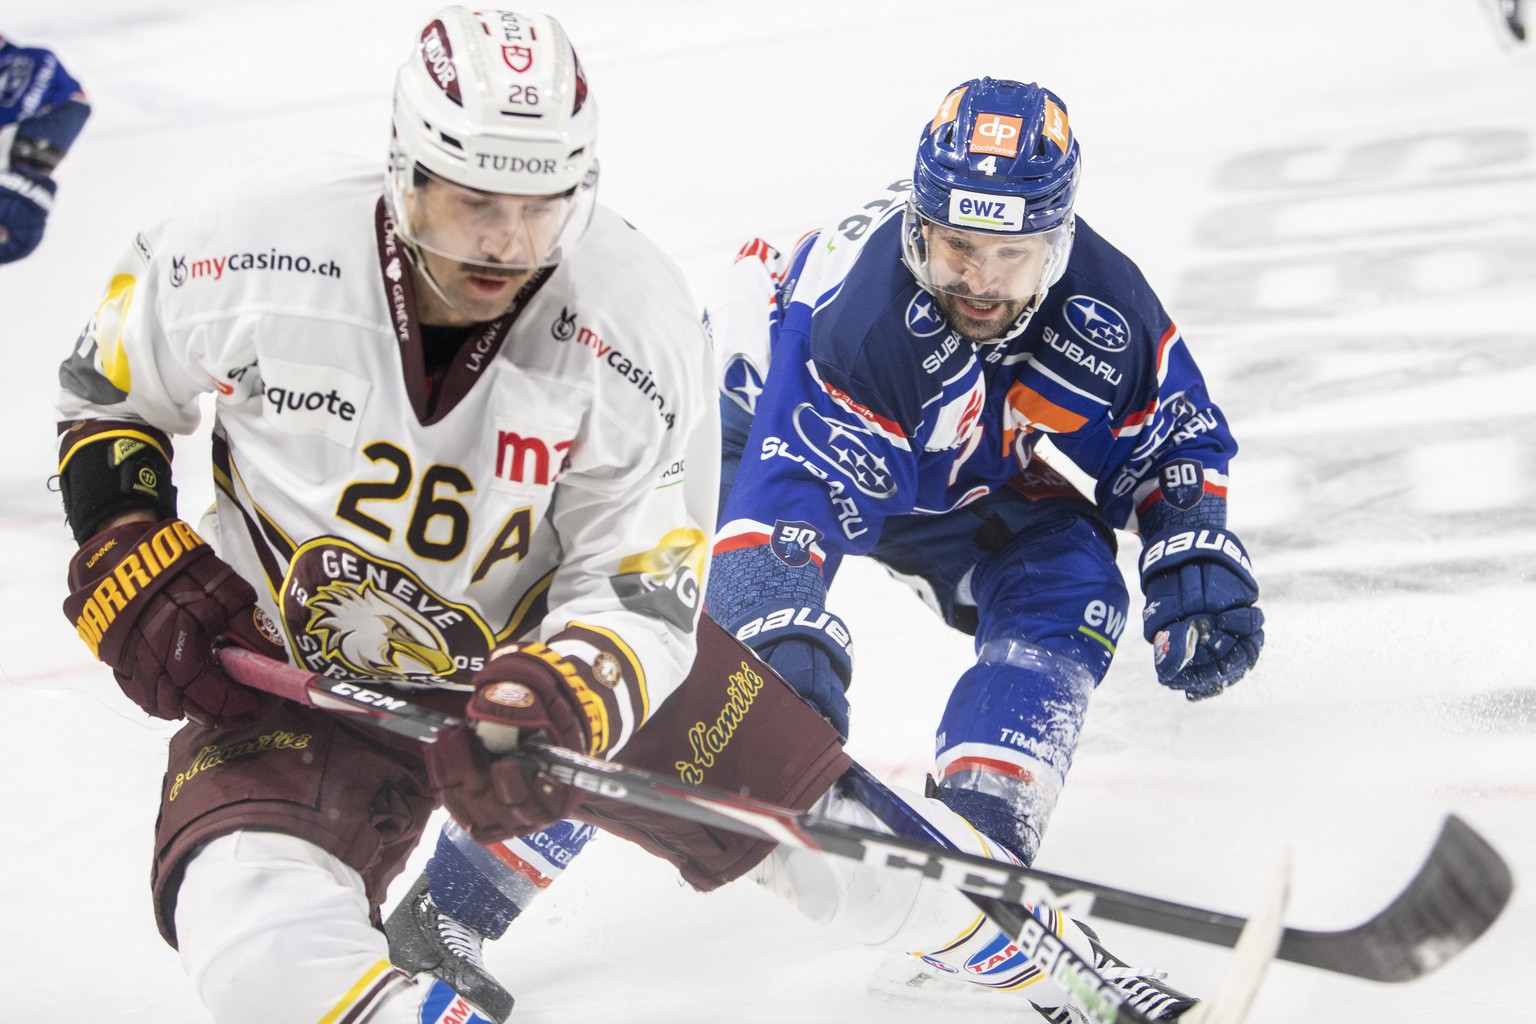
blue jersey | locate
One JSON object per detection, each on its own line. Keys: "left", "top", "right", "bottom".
{"left": 0, "top": 37, "right": 86, "bottom": 129}
{"left": 715, "top": 186, "right": 1238, "bottom": 580}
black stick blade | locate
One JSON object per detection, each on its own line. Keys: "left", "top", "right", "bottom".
{"left": 1276, "top": 816, "right": 1514, "bottom": 982}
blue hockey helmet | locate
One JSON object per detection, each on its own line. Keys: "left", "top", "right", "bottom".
{"left": 902, "top": 79, "right": 1080, "bottom": 314}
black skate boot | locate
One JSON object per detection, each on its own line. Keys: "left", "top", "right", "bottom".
{"left": 384, "top": 872, "right": 515, "bottom": 1024}
{"left": 1031, "top": 921, "right": 1197, "bottom": 1022}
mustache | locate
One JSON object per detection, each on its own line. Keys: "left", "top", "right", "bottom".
{"left": 944, "top": 286, "right": 1009, "bottom": 304}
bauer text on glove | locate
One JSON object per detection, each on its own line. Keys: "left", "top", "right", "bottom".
{"left": 1139, "top": 527, "right": 1264, "bottom": 700}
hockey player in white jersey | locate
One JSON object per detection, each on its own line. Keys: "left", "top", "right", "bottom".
{"left": 55, "top": 9, "right": 718, "bottom": 1022}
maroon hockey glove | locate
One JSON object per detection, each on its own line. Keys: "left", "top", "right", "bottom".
{"left": 424, "top": 643, "right": 594, "bottom": 844}
{"left": 63, "top": 518, "right": 284, "bottom": 727}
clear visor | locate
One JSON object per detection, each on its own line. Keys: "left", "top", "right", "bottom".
{"left": 390, "top": 163, "right": 596, "bottom": 272}
{"left": 901, "top": 200, "right": 1073, "bottom": 303}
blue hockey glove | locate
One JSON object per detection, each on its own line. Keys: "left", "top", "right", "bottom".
{"left": 1139, "top": 527, "right": 1264, "bottom": 700}
{"left": 0, "top": 167, "right": 56, "bottom": 264}
{"left": 727, "top": 604, "right": 853, "bottom": 739}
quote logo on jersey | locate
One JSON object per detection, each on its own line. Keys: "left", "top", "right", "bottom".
{"left": 770, "top": 521, "right": 822, "bottom": 567}
{"left": 258, "top": 358, "right": 370, "bottom": 446}
{"left": 281, "top": 539, "right": 494, "bottom": 686}
{"left": 906, "top": 292, "right": 947, "bottom": 338}
{"left": 722, "top": 354, "right": 765, "bottom": 414}
{"left": 611, "top": 528, "right": 706, "bottom": 633}
{"left": 970, "top": 113, "right": 1023, "bottom": 158}
{"left": 1063, "top": 295, "right": 1130, "bottom": 352}
{"left": 792, "top": 404, "right": 896, "bottom": 498}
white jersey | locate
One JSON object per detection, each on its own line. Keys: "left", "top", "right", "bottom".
{"left": 57, "top": 154, "right": 718, "bottom": 756}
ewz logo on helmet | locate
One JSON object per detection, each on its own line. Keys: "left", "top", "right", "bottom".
{"left": 947, "top": 188, "right": 1027, "bottom": 231}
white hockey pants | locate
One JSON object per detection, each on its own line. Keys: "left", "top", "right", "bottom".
{"left": 175, "top": 831, "right": 486, "bottom": 1023}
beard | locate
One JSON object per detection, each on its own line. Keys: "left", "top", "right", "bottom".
{"left": 933, "top": 288, "right": 1032, "bottom": 343}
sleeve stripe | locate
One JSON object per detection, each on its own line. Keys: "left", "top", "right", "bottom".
{"left": 713, "top": 531, "right": 771, "bottom": 555}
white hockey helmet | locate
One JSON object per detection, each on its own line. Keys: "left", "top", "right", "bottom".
{"left": 387, "top": 7, "right": 599, "bottom": 271}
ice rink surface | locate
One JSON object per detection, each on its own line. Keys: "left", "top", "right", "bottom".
{"left": 2, "top": 1, "right": 1533, "bottom": 1020}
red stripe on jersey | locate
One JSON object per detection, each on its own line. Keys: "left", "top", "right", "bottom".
{"left": 1115, "top": 396, "right": 1159, "bottom": 438}
{"left": 1154, "top": 323, "right": 1179, "bottom": 382}
{"left": 489, "top": 843, "right": 555, "bottom": 889}
{"left": 940, "top": 756, "right": 1038, "bottom": 783}
{"left": 817, "top": 378, "right": 906, "bottom": 439}
{"left": 1136, "top": 477, "right": 1230, "bottom": 517}
{"left": 711, "top": 530, "right": 825, "bottom": 567}
{"left": 712, "top": 531, "right": 772, "bottom": 555}
{"left": 734, "top": 238, "right": 772, "bottom": 263}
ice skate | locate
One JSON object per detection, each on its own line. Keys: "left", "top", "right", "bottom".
{"left": 1031, "top": 922, "right": 1197, "bottom": 1022}
{"left": 384, "top": 873, "right": 515, "bottom": 1024}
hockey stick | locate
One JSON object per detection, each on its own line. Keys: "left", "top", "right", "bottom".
{"left": 217, "top": 649, "right": 1159, "bottom": 1024}
{"left": 216, "top": 648, "right": 1513, "bottom": 986}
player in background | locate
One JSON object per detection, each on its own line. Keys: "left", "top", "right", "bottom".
{"left": 1482, "top": 0, "right": 1528, "bottom": 47}
{"left": 53, "top": 8, "right": 717, "bottom": 1022}
{"left": 0, "top": 34, "right": 89, "bottom": 263}
{"left": 389, "top": 77, "right": 1252, "bottom": 1023}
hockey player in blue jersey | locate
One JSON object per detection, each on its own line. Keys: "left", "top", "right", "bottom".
{"left": 386, "top": 77, "right": 1256, "bottom": 1022}
{"left": 704, "top": 76, "right": 1264, "bottom": 866}
{"left": 0, "top": 35, "right": 89, "bottom": 263}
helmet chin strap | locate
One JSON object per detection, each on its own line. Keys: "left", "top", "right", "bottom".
{"left": 994, "top": 291, "right": 1046, "bottom": 344}
{"left": 401, "top": 240, "right": 465, "bottom": 323}
{"left": 402, "top": 235, "right": 554, "bottom": 327}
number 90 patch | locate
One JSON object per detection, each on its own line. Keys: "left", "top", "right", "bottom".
{"left": 1158, "top": 459, "right": 1205, "bottom": 510}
